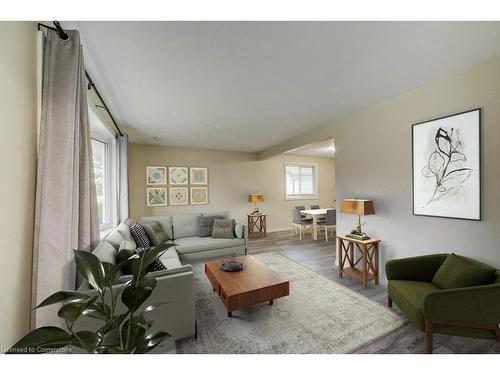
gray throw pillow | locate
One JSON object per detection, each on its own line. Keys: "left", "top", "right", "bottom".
{"left": 212, "top": 219, "right": 235, "bottom": 239}
{"left": 198, "top": 215, "right": 224, "bottom": 237}
{"left": 142, "top": 221, "right": 169, "bottom": 246}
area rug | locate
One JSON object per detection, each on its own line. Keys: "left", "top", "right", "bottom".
{"left": 176, "top": 252, "right": 404, "bottom": 354}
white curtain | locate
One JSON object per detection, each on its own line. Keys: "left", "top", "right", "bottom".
{"left": 31, "top": 29, "right": 100, "bottom": 328}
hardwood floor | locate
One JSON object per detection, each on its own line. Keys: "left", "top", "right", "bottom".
{"left": 246, "top": 229, "right": 500, "bottom": 354}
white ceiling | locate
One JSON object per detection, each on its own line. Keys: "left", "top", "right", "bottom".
{"left": 71, "top": 21, "right": 500, "bottom": 152}
{"left": 285, "top": 138, "right": 335, "bottom": 158}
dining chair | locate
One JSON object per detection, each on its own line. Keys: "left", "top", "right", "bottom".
{"left": 295, "top": 205, "right": 307, "bottom": 219}
{"left": 291, "top": 208, "right": 312, "bottom": 240}
{"left": 323, "top": 209, "right": 336, "bottom": 242}
{"left": 310, "top": 204, "right": 320, "bottom": 209}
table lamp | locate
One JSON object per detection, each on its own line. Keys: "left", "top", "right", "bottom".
{"left": 248, "top": 194, "right": 265, "bottom": 214}
{"left": 340, "top": 199, "right": 375, "bottom": 240}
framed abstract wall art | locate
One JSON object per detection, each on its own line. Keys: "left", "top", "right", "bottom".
{"left": 169, "top": 187, "right": 189, "bottom": 206}
{"left": 189, "top": 167, "right": 208, "bottom": 185}
{"left": 168, "top": 166, "right": 188, "bottom": 185}
{"left": 412, "top": 108, "right": 481, "bottom": 220}
{"left": 190, "top": 187, "right": 209, "bottom": 205}
{"left": 146, "top": 188, "right": 167, "bottom": 207}
{"left": 146, "top": 166, "right": 166, "bottom": 185}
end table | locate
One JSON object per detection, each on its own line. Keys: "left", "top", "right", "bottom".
{"left": 247, "top": 213, "right": 267, "bottom": 239}
{"left": 336, "top": 235, "right": 380, "bottom": 288}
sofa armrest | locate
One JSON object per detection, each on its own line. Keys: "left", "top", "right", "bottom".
{"left": 422, "top": 283, "right": 500, "bottom": 324}
{"left": 385, "top": 254, "right": 447, "bottom": 281}
{"left": 117, "top": 264, "right": 193, "bottom": 284}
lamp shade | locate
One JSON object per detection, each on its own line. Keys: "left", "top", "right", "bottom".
{"left": 248, "top": 194, "right": 265, "bottom": 203}
{"left": 341, "top": 199, "right": 375, "bottom": 216}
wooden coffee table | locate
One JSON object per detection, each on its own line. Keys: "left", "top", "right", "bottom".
{"left": 205, "top": 255, "right": 289, "bottom": 317}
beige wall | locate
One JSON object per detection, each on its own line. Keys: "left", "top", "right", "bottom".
{"left": 0, "top": 22, "right": 38, "bottom": 348}
{"left": 129, "top": 144, "right": 335, "bottom": 231}
{"left": 262, "top": 57, "right": 500, "bottom": 277}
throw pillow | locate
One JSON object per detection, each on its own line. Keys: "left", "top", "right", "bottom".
{"left": 197, "top": 215, "right": 224, "bottom": 237}
{"left": 129, "top": 223, "right": 151, "bottom": 248}
{"left": 142, "top": 221, "right": 169, "bottom": 246}
{"left": 234, "top": 222, "right": 244, "bottom": 239}
{"left": 432, "top": 253, "right": 496, "bottom": 289}
{"left": 212, "top": 219, "right": 235, "bottom": 239}
{"left": 134, "top": 247, "right": 166, "bottom": 273}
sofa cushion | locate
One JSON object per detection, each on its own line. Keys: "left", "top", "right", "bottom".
{"left": 92, "top": 241, "right": 117, "bottom": 265}
{"left": 212, "top": 219, "right": 235, "bottom": 239}
{"left": 197, "top": 215, "right": 224, "bottom": 237}
{"left": 142, "top": 221, "right": 169, "bottom": 246}
{"left": 119, "top": 239, "right": 136, "bottom": 251}
{"left": 388, "top": 280, "right": 440, "bottom": 330}
{"left": 174, "top": 236, "right": 245, "bottom": 255}
{"left": 432, "top": 253, "right": 496, "bottom": 289}
{"left": 104, "top": 228, "right": 124, "bottom": 250}
{"left": 130, "top": 223, "right": 151, "bottom": 248}
{"left": 172, "top": 214, "right": 200, "bottom": 239}
{"left": 116, "top": 223, "right": 134, "bottom": 242}
{"left": 159, "top": 245, "right": 181, "bottom": 269}
{"left": 140, "top": 216, "right": 173, "bottom": 239}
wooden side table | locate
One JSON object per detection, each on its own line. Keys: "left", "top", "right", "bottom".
{"left": 336, "top": 235, "right": 380, "bottom": 288}
{"left": 247, "top": 213, "right": 267, "bottom": 239}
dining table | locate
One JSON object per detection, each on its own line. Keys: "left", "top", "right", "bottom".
{"left": 300, "top": 208, "right": 334, "bottom": 240}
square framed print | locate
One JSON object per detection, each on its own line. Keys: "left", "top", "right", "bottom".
{"left": 168, "top": 166, "right": 188, "bottom": 185}
{"left": 146, "top": 188, "right": 167, "bottom": 207}
{"left": 189, "top": 167, "right": 208, "bottom": 185}
{"left": 412, "top": 108, "right": 481, "bottom": 220}
{"left": 169, "top": 187, "right": 189, "bottom": 206}
{"left": 146, "top": 166, "right": 166, "bottom": 185}
{"left": 190, "top": 187, "right": 209, "bottom": 205}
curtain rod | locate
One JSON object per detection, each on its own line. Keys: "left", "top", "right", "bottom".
{"left": 37, "top": 22, "right": 124, "bottom": 137}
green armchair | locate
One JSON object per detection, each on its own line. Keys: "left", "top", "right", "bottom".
{"left": 386, "top": 253, "right": 500, "bottom": 353}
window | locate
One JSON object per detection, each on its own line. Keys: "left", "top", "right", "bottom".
{"left": 89, "top": 105, "right": 117, "bottom": 234}
{"left": 285, "top": 162, "right": 318, "bottom": 200}
{"left": 91, "top": 138, "right": 108, "bottom": 226}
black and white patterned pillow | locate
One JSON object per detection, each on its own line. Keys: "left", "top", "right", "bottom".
{"left": 129, "top": 223, "right": 151, "bottom": 248}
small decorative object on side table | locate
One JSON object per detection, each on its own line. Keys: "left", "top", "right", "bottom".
{"left": 340, "top": 198, "right": 375, "bottom": 240}
{"left": 247, "top": 213, "right": 267, "bottom": 239}
{"left": 337, "top": 235, "right": 380, "bottom": 288}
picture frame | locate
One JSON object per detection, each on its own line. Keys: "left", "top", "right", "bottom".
{"left": 412, "top": 108, "right": 481, "bottom": 221}
{"left": 189, "top": 167, "right": 209, "bottom": 185}
{"left": 190, "top": 186, "right": 209, "bottom": 205}
{"left": 169, "top": 187, "right": 189, "bottom": 206}
{"left": 146, "top": 187, "right": 167, "bottom": 207}
{"left": 168, "top": 166, "right": 188, "bottom": 185}
{"left": 146, "top": 166, "right": 166, "bottom": 185}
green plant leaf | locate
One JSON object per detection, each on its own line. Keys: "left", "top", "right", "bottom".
{"left": 100, "top": 326, "right": 121, "bottom": 347}
{"left": 7, "top": 326, "right": 78, "bottom": 354}
{"left": 73, "top": 331, "right": 100, "bottom": 352}
{"left": 36, "top": 291, "right": 93, "bottom": 308}
{"left": 143, "top": 302, "right": 170, "bottom": 314}
{"left": 131, "top": 246, "right": 167, "bottom": 280}
{"left": 82, "top": 302, "right": 111, "bottom": 321}
{"left": 74, "top": 250, "right": 106, "bottom": 292}
{"left": 121, "top": 319, "right": 146, "bottom": 352}
{"left": 97, "top": 312, "right": 128, "bottom": 337}
{"left": 135, "top": 331, "right": 171, "bottom": 354}
{"left": 121, "top": 277, "right": 157, "bottom": 312}
{"left": 57, "top": 296, "right": 98, "bottom": 323}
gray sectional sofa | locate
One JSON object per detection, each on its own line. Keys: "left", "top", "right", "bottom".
{"left": 75, "top": 212, "right": 247, "bottom": 344}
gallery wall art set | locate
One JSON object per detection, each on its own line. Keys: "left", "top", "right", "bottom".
{"left": 145, "top": 166, "right": 209, "bottom": 206}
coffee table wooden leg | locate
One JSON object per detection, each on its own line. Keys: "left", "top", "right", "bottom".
{"left": 269, "top": 300, "right": 273, "bottom": 305}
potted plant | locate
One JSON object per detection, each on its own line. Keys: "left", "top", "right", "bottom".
{"left": 8, "top": 246, "right": 170, "bottom": 354}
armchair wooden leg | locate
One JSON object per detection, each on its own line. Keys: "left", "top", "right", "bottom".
{"left": 425, "top": 318, "right": 433, "bottom": 354}
{"left": 387, "top": 296, "right": 392, "bottom": 308}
